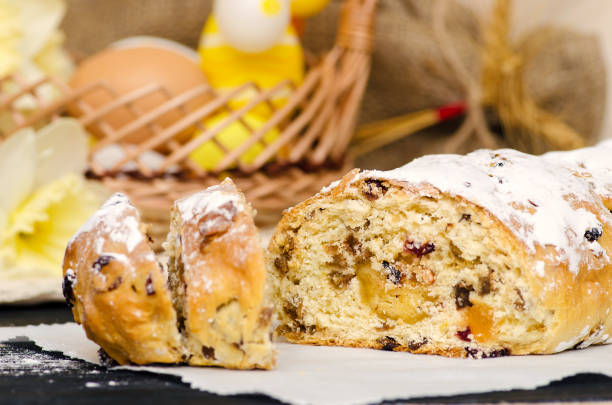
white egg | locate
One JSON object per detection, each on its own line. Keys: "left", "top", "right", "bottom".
{"left": 213, "top": 0, "right": 290, "bottom": 53}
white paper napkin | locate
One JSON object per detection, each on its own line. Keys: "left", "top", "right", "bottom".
{"left": 2, "top": 323, "right": 612, "bottom": 405}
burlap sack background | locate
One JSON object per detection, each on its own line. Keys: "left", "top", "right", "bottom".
{"left": 64, "top": 0, "right": 471, "bottom": 126}
{"left": 62, "top": 0, "right": 212, "bottom": 55}
{"left": 60, "top": 0, "right": 607, "bottom": 170}
{"left": 60, "top": 0, "right": 468, "bottom": 170}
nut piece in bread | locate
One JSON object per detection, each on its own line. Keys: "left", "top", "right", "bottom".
{"left": 63, "top": 179, "right": 275, "bottom": 369}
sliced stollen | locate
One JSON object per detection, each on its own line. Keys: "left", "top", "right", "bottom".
{"left": 63, "top": 179, "right": 275, "bottom": 369}
{"left": 63, "top": 194, "right": 184, "bottom": 365}
{"left": 267, "top": 148, "right": 612, "bottom": 358}
{"left": 165, "top": 179, "right": 275, "bottom": 369}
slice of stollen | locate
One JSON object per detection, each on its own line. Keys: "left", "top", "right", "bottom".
{"left": 63, "top": 179, "right": 275, "bottom": 369}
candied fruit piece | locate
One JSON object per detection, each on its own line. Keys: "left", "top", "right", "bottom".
{"left": 456, "top": 327, "right": 472, "bottom": 342}
{"left": 404, "top": 240, "right": 435, "bottom": 257}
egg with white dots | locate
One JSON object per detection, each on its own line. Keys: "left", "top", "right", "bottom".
{"left": 213, "top": 0, "right": 290, "bottom": 53}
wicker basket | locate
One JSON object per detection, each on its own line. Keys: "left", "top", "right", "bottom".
{"left": 0, "top": 0, "right": 376, "bottom": 245}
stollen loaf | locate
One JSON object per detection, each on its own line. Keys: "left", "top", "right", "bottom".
{"left": 267, "top": 146, "right": 612, "bottom": 358}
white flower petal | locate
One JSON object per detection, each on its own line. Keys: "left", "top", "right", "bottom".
{"left": 34, "top": 118, "right": 88, "bottom": 189}
{"left": 0, "top": 129, "right": 35, "bottom": 223}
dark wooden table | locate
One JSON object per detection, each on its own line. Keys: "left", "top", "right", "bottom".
{"left": 1, "top": 303, "right": 612, "bottom": 405}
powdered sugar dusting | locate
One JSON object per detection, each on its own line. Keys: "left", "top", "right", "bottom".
{"left": 120, "top": 216, "right": 142, "bottom": 252}
{"left": 543, "top": 140, "right": 612, "bottom": 202}
{"left": 173, "top": 180, "right": 252, "bottom": 288}
{"left": 321, "top": 180, "right": 341, "bottom": 194}
{"left": 69, "top": 193, "right": 144, "bottom": 255}
{"left": 534, "top": 261, "right": 546, "bottom": 277}
{"left": 357, "top": 148, "right": 611, "bottom": 274}
{"left": 0, "top": 341, "right": 96, "bottom": 378}
{"left": 175, "top": 184, "right": 244, "bottom": 224}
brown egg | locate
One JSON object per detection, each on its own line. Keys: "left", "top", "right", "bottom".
{"left": 68, "top": 37, "right": 211, "bottom": 144}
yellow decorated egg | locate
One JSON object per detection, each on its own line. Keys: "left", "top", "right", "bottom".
{"left": 290, "top": 0, "right": 331, "bottom": 18}
{"left": 213, "top": 0, "right": 290, "bottom": 53}
{"left": 198, "top": 15, "right": 304, "bottom": 112}
{"left": 189, "top": 112, "right": 280, "bottom": 171}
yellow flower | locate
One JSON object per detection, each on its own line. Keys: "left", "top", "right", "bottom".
{"left": 0, "top": 119, "right": 107, "bottom": 279}
{"left": 1, "top": 174, "right": 102, "bottom": 277}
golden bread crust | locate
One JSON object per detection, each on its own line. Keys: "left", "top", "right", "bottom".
{"left": 63, "top": 181, "right": 275, "bottom": 369}
{"left": 63, "top": 195, "right": 183, "bottom": 365}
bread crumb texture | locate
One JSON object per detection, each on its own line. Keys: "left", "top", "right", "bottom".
{"left": 268, "top": 147, "right": 612, "bottom": 358}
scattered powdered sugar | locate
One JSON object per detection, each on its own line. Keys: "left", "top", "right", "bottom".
{"left": 69, "top": 193, "right": 144, "bottom": 255}
{"left": 0, "top": 342, "right": 91, "bottom": 377}
{"left": 543, "top": 141, "right": 612, "bottom": 202}
{"left": 534, "top": 261, "right": 546, "bottom": 277}
{"left": 107, "top": 380, "right": 123, "bottom": 386}
{"left": 189, "top": 277, "right": 213, "bottom": 294}
{"left": 175, "top": 183, "right": 244, "bottom": 224}
{"left": 357, "top": 148, "right": 611, "bottom": 274}
{"left": 144, "top": 251, "right": 156, "bottom": 262}
{"left": 72, "top": 194, "right": 129, "bottom": 238}
{"left": 320, "top": 179, "right": 341, "bottom": 194}
{"left": 117, "top": 216, "right": 142, "bottom": 253}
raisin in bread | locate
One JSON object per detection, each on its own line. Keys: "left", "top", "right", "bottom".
{"left": 267, "top": 148, "right": 612, "bottom": 358}
{"left": 63, "top": 179, "right": 275, "bottom": 368}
